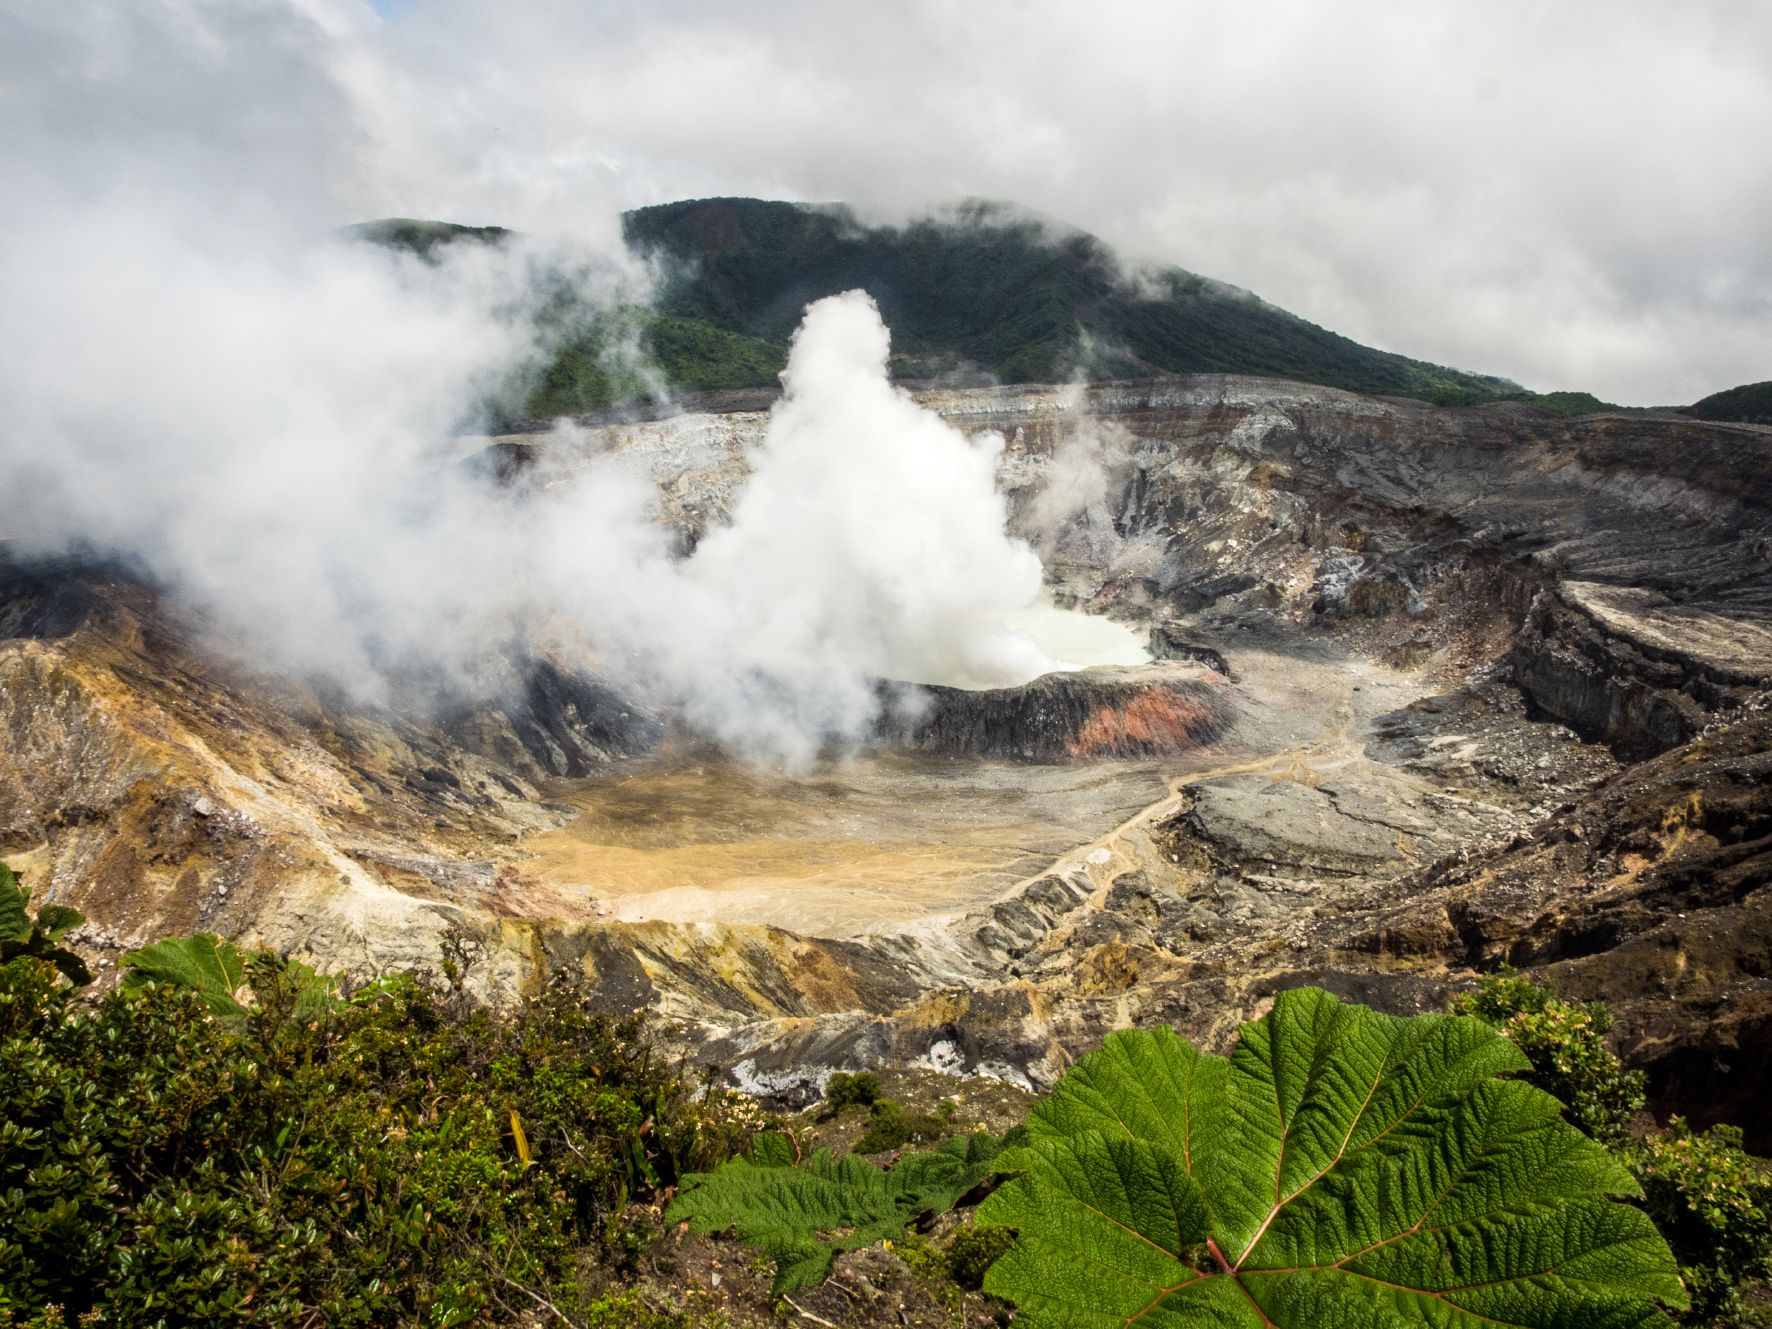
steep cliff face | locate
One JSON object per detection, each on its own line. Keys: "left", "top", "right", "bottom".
{"left": 1512, "top": 581, "right": 1771, "bottom": 759}
{"left": 0, "top": 554, "right": 659, "bottom": 977}
{"left": 1342, "top": 699, "right": 1772, "bottom": 1147}
{"left": 6, "top": 375, "right": 1770, "bottom": 1136}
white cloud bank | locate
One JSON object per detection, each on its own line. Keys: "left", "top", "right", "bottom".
{"left": 352, "top": 0, "right": 1771, "bottom": 406}
{"left": 7, "top": 1, "right": 1768, "bottom": 403}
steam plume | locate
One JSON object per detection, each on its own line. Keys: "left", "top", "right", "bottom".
{"left": 1, "top": 208, "right": 1062, "bottom": 766}
{"left": 0, "top": 7, "right": 1074, "bottom": 767}
{"left": 594, "top": 290, "right": 1058, "bottom": 760}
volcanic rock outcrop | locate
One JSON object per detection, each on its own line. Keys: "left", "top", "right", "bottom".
{"left": 0, "top": 551, "right": 660, "bottom": 976}
{"left": 879, "top": 663, "right": 1233, "bottom": 760}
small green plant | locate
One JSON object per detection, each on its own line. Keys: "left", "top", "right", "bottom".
{"left": 820, "top": 1069, "right": 881, "bottom": 1114}
{"left": 1634, "top": 1119, "right": 1772, "bottom": 1327}
{"left": 666, "top": 1131, "right": 1007, "bottom": 1291}
{"left": 0, "top": 863, "right": 90, "bottom": 987}
{"left": 581, "top": 1286, "right": 692, "bottom": 1328}
{"left": 855, "top": 1097, "right": 947, "bottom": 1154}
{"left": 978, "top": 986, "right": 1686, "bottom": 1327}
{"left": 944, "top": 1222, "right": 1016, "bottom": 1291}
{"left": 1451, "top": 969, "right": 1646, "bottom": 1143}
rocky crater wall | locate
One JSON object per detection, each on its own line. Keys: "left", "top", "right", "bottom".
{"left": 7, "top": 375, "right": 1772, "bottom": 1138}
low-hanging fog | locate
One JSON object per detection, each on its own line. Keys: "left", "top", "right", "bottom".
{"left": 0, "top": 189, "right": 1074, "bottom": 765}
{"left": 0, "top": 0, "right": 1090, "bottom": 768}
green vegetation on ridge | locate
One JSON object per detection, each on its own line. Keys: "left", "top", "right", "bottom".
{"left": 1687, "top": 380, "right": 1772, "bottom": 426}
{"left": 351, "top": 199, "right": 1622, "bottom": 421}
{"left": 343, "top": 217, "right": 513, "bottom": 257}
{"left": 622, "top": 196, "right": 1530, "bottom": 402}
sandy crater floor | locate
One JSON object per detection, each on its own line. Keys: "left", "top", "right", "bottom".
{"left": 520, "top": 640, "right": 1429, "bottom": 938}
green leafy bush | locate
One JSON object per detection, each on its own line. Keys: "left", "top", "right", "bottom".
{"left": 666, "top": 1131, "right": 1007, "bottom": 1291}
{"left": 0, "top": 934, "right": 746, "bottom": 1327}
{"left": 977, "top": 986, "right": 1686, "bottom": 1327}
{"left": 820, "top": 1069, "right": 881, "bottom": 1114}
{"left": 1634, "top": 1120, "right": 1772, "bottom": 1327}
{"left": 1451, "top": 970, "right": 1646, "bottom": 1144}
{"left": 6, "top": 901, "right": 1758, "bottom": 1326}
{"left": 854, "top": 1097, "right": 947, "bottom": 1154}
{"left": 579, "top": 1286, "right": 695, "bottom": 1328}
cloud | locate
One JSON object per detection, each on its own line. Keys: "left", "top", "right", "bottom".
{"left": 11, "top": 1, "right": 1768, "bottom": 403}
{"left": 343, "top": 0, "right": 1771, "bottom": 405}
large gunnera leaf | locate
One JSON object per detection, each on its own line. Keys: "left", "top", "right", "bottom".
{"left": 668, "top": 1131, "right": 1006, "bottom": 1291}
{"left": 978, "top": 987, "right": 1686, "bottom": 1328}
{"left": 0, "top": 862, "right": 29, "bottom": 941}
{"left": 120, "top": 934, "right": 339, "bottom": 1018}
{"left": 120, "top": 933, "right": 250, "bottom": 1015}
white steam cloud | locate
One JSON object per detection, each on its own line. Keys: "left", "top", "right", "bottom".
{"left": 1, "top": 213, "right": 1061, "bottom": 765}
{"left": 514, "top": 290, "right": 1067, "bottom": 765}
{"left": 1021, "top": 411, "right": 1134, "bottom": 566}
{"left": 603, "top": 290, "right": 1057, "bottom": 755}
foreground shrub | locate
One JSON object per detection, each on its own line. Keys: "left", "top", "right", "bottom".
{"left": 667, "top": 1130, "right": 1008, "bottom": 1291}
{"left": 0, "top": 932, "right": 751, "bottom": 1327}
{"left": 853, "top": 1097, "right": 948, "bottom": 1154}
{"left": 1634, "top": 1120, "right": 1772, "bottom": 1326}
{"left": 0, "top": 864, "right": 89, "bottom": 987}
{"left": 1455, "top": 970, "right": 1772, "bottom": 1325}
{"left": 978, "top": 986, "right": 1686, "bottom": 1327}
{"left": 818, "top": 1069, "right": 881, "bottom": 1115}
{"left": 1451, "top": 969, "right": 1647, "bottom": 1144}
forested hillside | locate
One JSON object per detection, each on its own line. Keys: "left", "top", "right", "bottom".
{"left": 353, "top": 200, "right": 1614, "bottom": 421}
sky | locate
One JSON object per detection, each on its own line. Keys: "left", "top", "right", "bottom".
{"left": 4, "top": 0, "right": 1770, "bottom": 404}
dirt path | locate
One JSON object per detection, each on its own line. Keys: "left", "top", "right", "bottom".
{"left": 982, "top": 651, "right": 1416, "bottom": 913}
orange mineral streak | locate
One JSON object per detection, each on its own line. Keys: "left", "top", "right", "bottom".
{"left": 1066, "top": 688, "right": 1219, "bottom": 759}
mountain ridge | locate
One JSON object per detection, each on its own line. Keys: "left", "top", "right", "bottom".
{"left": 353, "top": 200, "right": 1616, "bottom": 419}
{"left": 1687, "top": 379, "right": 1772, "bottom": 426}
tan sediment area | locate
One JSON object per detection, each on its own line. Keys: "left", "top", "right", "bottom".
{"left": 519, "top": 646, "right": 1425, "bottom": 937}
{"left": 522, "top": 754, "right": 1176, "bottom": 936}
